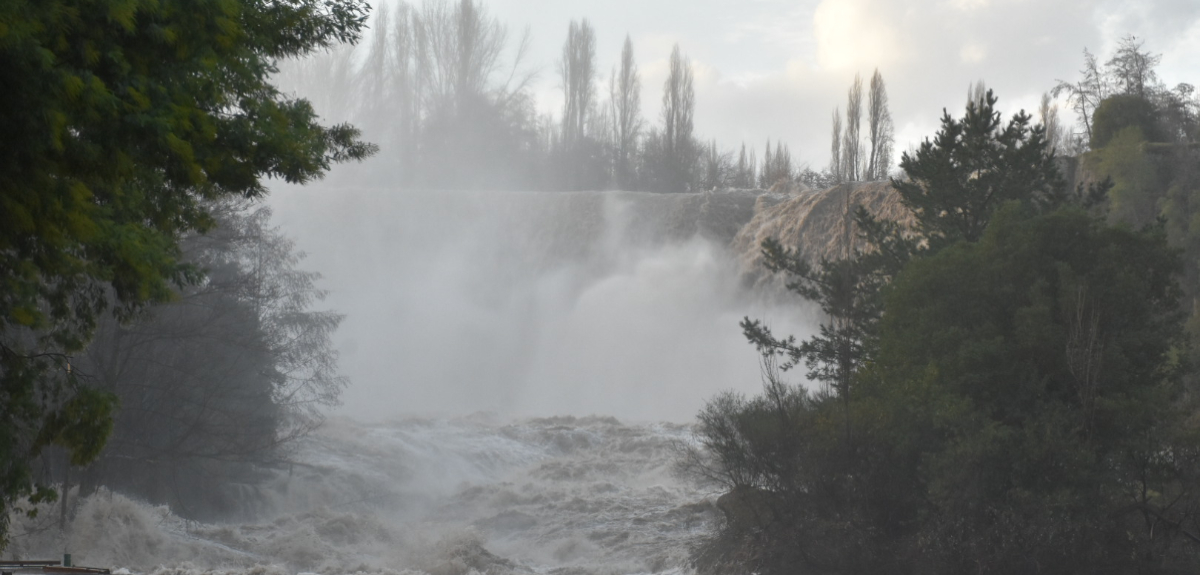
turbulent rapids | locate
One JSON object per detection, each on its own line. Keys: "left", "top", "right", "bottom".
{"left": 9, "top": 416, "right": 716, "bottom": 575}
{"left": 8, "top": 184, "right": 907, "bottom": 575}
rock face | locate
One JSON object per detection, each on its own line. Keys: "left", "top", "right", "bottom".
{"left": 731, "top": 181, "right": 913, "bottom": 286}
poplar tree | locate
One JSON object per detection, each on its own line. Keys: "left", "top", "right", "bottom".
{"left": 609, "top": 35, "right": 641, "bottom": 190}
{"left": 842, "top": 74, "right": 864, "bottom": 181}
{"left": 865, "top": 69, "right": 894, "bottom": 180}
{"left": 660, "top": 44, "right": 696, "bottom": 192}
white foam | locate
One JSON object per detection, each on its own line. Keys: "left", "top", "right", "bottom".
{"left": 8, "top": 416, "right": 719, "bottom": 575}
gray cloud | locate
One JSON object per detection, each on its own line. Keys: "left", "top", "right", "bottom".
{"left": 490, "top": 0, "right": 1198, "bottom": 167}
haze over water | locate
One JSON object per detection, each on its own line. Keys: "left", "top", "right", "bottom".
{"left": 267, "top": 183, "right": 812, "bottom": 422}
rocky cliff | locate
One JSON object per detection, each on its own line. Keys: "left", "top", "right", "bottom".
{"left": 730, "top": 181, "right": 912, "bottom": 286}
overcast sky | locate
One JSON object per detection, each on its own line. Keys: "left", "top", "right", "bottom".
{"left": 465, "top": 0, "right": 1200, "bottom": 169}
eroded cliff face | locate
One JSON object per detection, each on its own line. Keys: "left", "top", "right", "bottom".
{"left": 600, "top": 182, "right": 912, "bottom": 290}
{"left": 730, "top": 181, "right": 913, "bottom": 287}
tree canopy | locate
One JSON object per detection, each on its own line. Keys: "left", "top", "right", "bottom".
{"left": 687, "top": 90, "right": 1200, "bottom": 575}
{"left": 0, "top": 0, "right": 373, "bottom": 549}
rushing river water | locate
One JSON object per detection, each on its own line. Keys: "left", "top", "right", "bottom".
{"left": 9, "top": 415, "right": 719, "bottom": 575}
{"left": 8, "top": 186, "right": 869, "bottom": 573}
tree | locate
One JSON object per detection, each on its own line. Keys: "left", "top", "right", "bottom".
{"left": 553, "top": 18, "right": 609, "bottom": 191}
{"left": 865, "top": 69, "right": 894, "bottom": 180}
{"left": 745, "top": 91, "right": 1068, "bottom": 420}
{"left": 873, "top": 205, "right": 1189, "bottom": 573}
{"left": 560, "top": 19, "right": 597, "bottom": 148}
{"left": 410, "top": 0, "right": 538, "bottom": 189}
{"left": 691, "top": 88, "right": 1200, "bottom": 575}
{"left": 1091, "top": 93, "right": 1163, "bottom": 148}
{"left": 660, "top": 43, "right": 696, "bottom": 192}
{"left": 759, "top": 140, "right": 794, "bottom": 188}
{"left": 828, "top": 72, "right": 884, "bottom": 183}
{"left": 967, "top": 79, "right": 989, "bottom": 109}
{"left": 1053, "top": 36, "right": 1166, "bottom": 149}
{"left": 700, "top": 140, "right": 732, "bottom": 191}
{"left": 841, "top": 74, "right": 864, "bottom": 182}
{"left": 609, "top": 35, "right": 642, "bottom": 190}
{"left": 829, "top": 108, "right": 843, "bottom": 183}
{"left": 1038, "top": 92, "right": 1066, "bottom": 155}
{"left": 65, "top": 202, "right": 346, "bottom": 518}
{"left": 888, "top": 90, "right": 1066, "bottom": 249}
{"left": 748, "top": 148, "right": 758, "bottom": 190}
{"left": 1106, "top": 35, "right": 1162, "bottom": 98}
{"left": 1054, "top": 49, "right": 1110, "bottom": 145}
{"left": 732, "top": 143, "right": 755, "bottom": 189}
{"left": 0, "top": 0, "right": 373, "bottom": 550}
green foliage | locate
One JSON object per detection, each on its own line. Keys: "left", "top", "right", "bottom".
{"left": 0, "top": 0, "right": 373, "bottom": 549}
{"left": 740, "top": 235, "right": 884, "bottom": 445}
{"left": 693, "top": 89, "right": 1200, "bottom": 574}
{"left": 1161, "top": 150, "right": 1200, "bottom": 330}
{"left": 697, "top": 204, "right": 1197, "bottom": 575}
{"left": 875, "top": 205, "right": 1188, "bottom": 572}
{"left": 1090, "top": 126, "right": 1165, "bottom": 226}
{"left": 740, "top": 91, "right": 1067, "bottom": 440}
{"left": 1092, "top": 94, "right": 1164, "bottom": 148}
{"left": 889, "top": 90, "right": 1066, "bottom": 249}
{"left": 1084, "top": 76, "right": 1200, "bottom": 349}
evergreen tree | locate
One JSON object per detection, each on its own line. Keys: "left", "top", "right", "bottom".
{"left": 692, "top": 89, "right": 1198, "bottom": 574}
{"left": 884, "top": 90, "right": 1066, "bottom": 250}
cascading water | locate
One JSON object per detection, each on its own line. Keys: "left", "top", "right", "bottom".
{"left": 9, "top": 416, "right": 720, "bottom": 575}
{"left": 8, "top": 185, "right": 901, "bottom": 575}
{"left": 262, "top": 187, "right": 809, "bottom": 421}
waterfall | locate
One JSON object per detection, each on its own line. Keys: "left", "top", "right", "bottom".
{"left": 266, "top": 187, "right": 810, "bottom": 422}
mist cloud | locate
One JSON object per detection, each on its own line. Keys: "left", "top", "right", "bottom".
{"left": 268, "top": 186, "right": 812, "bottom": 422}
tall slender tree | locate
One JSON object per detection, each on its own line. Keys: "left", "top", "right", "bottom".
{"left": 830, "top": 108, "right": 843, "bottom": 183}
{"left": 661, "top": 43, "right": 696, "bottom": 192}
{"left": 842, "top": 74, "right": 864, "bottom": 182}
{"left": 748, "top": 147, "right": 758, "bottom": 189}
{"left": 609, "top": 35, "right": 642, "bottom": 190}
{"left": 1038, "top": 92, "right": 1065, "bottom": 155}
{"left": 865, "top": 69, "right": 894, "bottom": 180}
{"left": 760, "top": 140, "right": 774, "bottom": 188}
{"left": 560, "top": 19, "right": 597, "bottom": 147}
{"left": 734, "top": 143, "right": 751, "bottom": 188}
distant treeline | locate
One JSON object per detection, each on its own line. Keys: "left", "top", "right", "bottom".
{"left": 277, "top": 0, "right": 895, "bottom": 192}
